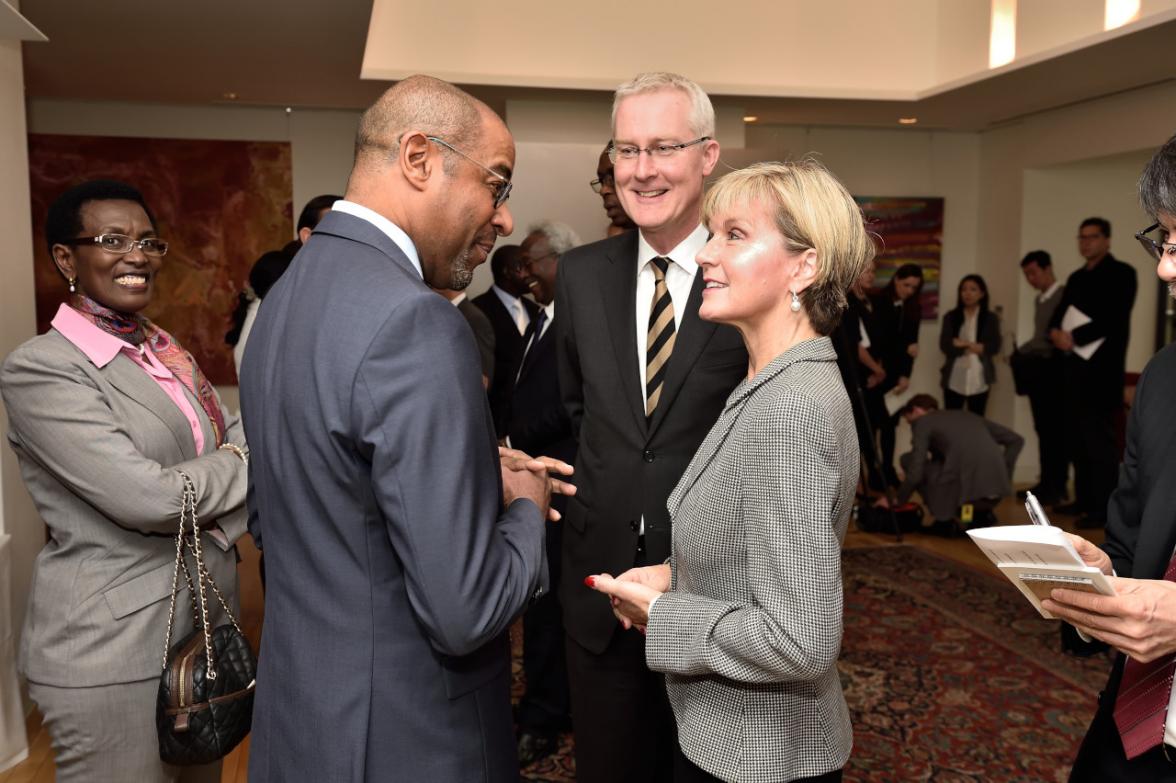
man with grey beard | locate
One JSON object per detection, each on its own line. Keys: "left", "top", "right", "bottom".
{"left": 1044, "top": 133, "right": 1176, "bottom": 781}
{"left": 240, "top": 74, "right": 570, "bottom": 782}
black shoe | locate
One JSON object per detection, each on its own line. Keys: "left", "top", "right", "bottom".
{"left": 1055, "top": 502, "right": 1086, "bottom": 516}
{"left": 517, "top": 730, "right": 558, "bottom": 767}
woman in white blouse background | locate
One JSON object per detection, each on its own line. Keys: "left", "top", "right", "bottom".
{"left": 938, "top": 273, "right": 1001, "bottom": 415}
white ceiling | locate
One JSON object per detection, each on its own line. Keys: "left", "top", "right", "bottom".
{"left": 16, "top": 0, "right": 1176, "bottom": 132}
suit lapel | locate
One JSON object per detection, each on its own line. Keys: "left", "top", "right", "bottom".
{"left": 602, "top": 233, "right": 647, "bottom": 433}
{"left": 517, "top": 322, "right": 551, "bottom": 384}
{"left": 648, "top": 270, "right": 717, "bottom": 437}
{"left": 667, "top": 404, "right": 742, "bottom": 517}
{"left": 102, "top": 354, "right": 199, "bottom": 460}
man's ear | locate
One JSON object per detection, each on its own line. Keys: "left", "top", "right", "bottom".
{"left": 400, "top": 131, "right": 436, "bottom": 194}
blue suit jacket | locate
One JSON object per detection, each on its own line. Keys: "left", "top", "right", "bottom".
{"left": 240, "top": 210, "right": 547, "bottom": 782}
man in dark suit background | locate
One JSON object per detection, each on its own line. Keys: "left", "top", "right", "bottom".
{"left": 475, "top": 244, "right": 539, "bottom": 437}
{"left": 1044, "top": 133, "right": 1176, "bottom": 782}
{"left": 241, "top": 75, "right": 558, "bottom": 783}
{"left": 435, "top": 286, "right": 496, "bottom": 388}
{"left": 1049, "top": 217, "right": 1137, "bottom": 528}
{"left": 510, "top": 219, "right": 581, "bottom": 767}
{"left": 555, "top": 71, "right": 748, "bottom": 783}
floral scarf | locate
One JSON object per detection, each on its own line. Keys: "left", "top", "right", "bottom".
{"left": 70, "top": 295, "right": 226, "bottom": 447}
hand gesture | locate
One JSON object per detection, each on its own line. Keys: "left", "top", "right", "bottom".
{"left": 499, "top": 446, "right": 575, "bottom": 522}
{"left": 585, "top": 564, "right": 670, "bottom": 631}
{"left": 1044, "top": 577, "right": 1176, "bottom": 663}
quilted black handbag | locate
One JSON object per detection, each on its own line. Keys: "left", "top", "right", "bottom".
{"left": 156, "top": 472, "right": 256, "bottom": 765}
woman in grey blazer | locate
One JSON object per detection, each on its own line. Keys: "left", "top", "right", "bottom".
{"left": 1, "top": 181, "right": 249, "bottom": 783}
{"left": 588, "top": 161, "right": 874, "bottom": 783}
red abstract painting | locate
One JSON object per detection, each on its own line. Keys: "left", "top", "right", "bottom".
{"left": 28, "top": 133, "right": 293, "bottom": 384}
{"left": 856, "top": 196, "right": 944, "bottom": 320}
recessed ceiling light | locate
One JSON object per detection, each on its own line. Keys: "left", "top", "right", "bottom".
{"left": 222, "top": 91, "right": 239, "bottom": 101}
{"left": 743, "top": 115, "right": 759, "bottom": 123}
{"left": 898, "top": 117, "right": 918, "bottom": 125}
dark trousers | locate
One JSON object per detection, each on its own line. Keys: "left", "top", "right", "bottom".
{"left": 566, "top": 627, "right": 676, "bottom": 783}
{"left": 675, "top": 745, "right": 843, "bottom": 783}
{"left": 1063, "top": 373, "right": 1120, "bottom": 522}
{"left": 1070, "top": 699, "right": 1176, "bottom": 782}
{"left": 1027, "top": 372, "right": 1069, "bottom": 496}
{"left": 517, "top": 517, "right": 570, "bottom": 733}
{"left": 864, "top": 387, "right": 898, "bottom": 487}
{"left": 944, "top": 388, "right": 989, "bottom": 416}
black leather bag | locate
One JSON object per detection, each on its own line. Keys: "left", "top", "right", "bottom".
{"left": 156, "top": 472, "right": 256, "bottom": 766}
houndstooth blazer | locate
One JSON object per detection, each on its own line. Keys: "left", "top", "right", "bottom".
{"left": 646, "top": 336, "right": 857, "bottom": 783}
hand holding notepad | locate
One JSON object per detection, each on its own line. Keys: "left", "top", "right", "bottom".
{"left": 966, "top": 493, "right": 1115, "bottom": 619}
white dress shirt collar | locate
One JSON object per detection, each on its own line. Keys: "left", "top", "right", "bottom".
{"left": 492, "top": 284, "right": 530, "bottom": 335}
{"left": 331, "top": 200, "right": 423, "bottom": 280}
{"left": 1037, "top": 281, "right": 1061, "bottom": 303}
{"left": 636, "top": 224, "right": 708, "bottom": 277}
{"left": 448, "top": 292, "right": 468, "bottom": 307}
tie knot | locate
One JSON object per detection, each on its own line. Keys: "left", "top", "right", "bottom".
{"left": 651, "top": 256, "right": 671, "bottom": 280}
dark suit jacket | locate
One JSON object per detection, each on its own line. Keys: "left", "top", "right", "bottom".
{"left": 868, "top": 294, "right": 919, "bottom": 391}
{"left": 1087, "top": 343, "right": 1176, "bottom": 714}
{"left": 473, "top": 287, "right": 539, "bottom": 437}
{"left": 457, "top": 297, "right": 496, "bottom": 383}
{"left": 938, "top": 307, "right": 1002, "bottom": 389}
{"left": 509, "top": 316, "right": 575, "bottom": 467}
{"left": 1048, "top": 253, "right": 1137, "bottom": 409}
{"left": 556, "top": 230, "right": 748, "bottom": 653}
{"left": 240, "top": 211, "right": 547, "bottom": 783}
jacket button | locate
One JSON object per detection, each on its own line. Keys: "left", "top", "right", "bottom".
{"left": 643, "top": 449, "right": 655, "bottom": 463}
{"left": 629, "top": 520, "right": 639, "bottom": 532}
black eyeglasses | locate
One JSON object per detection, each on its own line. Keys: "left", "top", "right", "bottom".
{"left": 427, "top": 136, "right": 513, "bottom": 209}
{"left": 1135, "top": 222, "right": 1176, "bottom": 263}
{"left": 60, "top": 233, "right": 169, "bottom": 257}
{"left": 589, "top": 173, "right": 615, "bottom": 194}
{"left": 608, "top": 137, "right": 711, "bottom": 164}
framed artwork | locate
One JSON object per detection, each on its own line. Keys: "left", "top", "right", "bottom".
{"left": 28, "top": 133, "right": 293, "bottom": 384}
{"left": 855, "top": 196, "right": 944, "bottom": 320}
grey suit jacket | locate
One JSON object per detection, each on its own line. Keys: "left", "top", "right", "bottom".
{"left": 240, "top": 211, "right": 547, "bottom": 783}
{"left": 896, "top": 409, "right": 1024, "bottom": 520}
{"left": 0, "top": 329, "right": 247, "bottom": 687}
{"left": 645, "top": 338, "right": 856, "bottom": 783}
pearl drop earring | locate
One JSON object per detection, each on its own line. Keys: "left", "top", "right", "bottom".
{"left": 68, "top": 277, "right": 76, "bottom": 293}
{"left": 790, "top": 291, "right": 801, "bottom": 312}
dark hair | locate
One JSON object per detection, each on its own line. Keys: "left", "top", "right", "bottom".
{"left": 954, "top": 273, "right": 990, "bottom": 312}
{"left": 882, "top": 263, "right": 924, "bottom": 301}
{"left": 1141, "top": 133, "right": 1176, "bottom": 220}
{"left": 1020, "top": 250, "right": 1051, "bottom": 269}
{"left": 297, "top": 194, "right": 341, "bottom": 233}
{"left": 900, "top": 393, "right": 940, "bottom": 416}
{"left": 1080, "top": 217, "right": 1111, "bottom": 238}
{"left": 489, "top": 244, "right": 523, "bottom": 283}
{"left": 45, "top": 180, "right": 156, "bottom": 256}
{"left": 225, "top": 247, "right": 297, "bottom": 346}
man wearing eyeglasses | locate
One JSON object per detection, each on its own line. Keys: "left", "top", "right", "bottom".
{"left": 1048, "top": 217, "right": 1137, "bottom": 529}
{"left": 591, "top": 144, "right": 637, "bottom": 237}
{"left": 1042, "top": 134, "right": 1176, "bottom": 781}
{"left": 555, "top": 72, "right": 748, "bottom": 783}
{"left": 241, "top": 75, "right": 570, "bottom": 783}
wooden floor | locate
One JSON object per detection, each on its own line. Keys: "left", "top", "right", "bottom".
{"left": 0, "top": 491, "right": 1100, "bottom": 783}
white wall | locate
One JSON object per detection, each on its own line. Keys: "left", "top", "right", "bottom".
{"left": 0, "top": 23, "right": 42, "bottom": 708}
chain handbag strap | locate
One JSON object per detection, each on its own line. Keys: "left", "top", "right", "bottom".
{"left": 159, "top": 471, "right": 244, "bottom": 677}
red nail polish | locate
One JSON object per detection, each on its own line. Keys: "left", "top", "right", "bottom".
{"left": 584, "top": 576, "right": 596, "bottom": 588}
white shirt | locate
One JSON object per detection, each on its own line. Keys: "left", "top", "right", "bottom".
{"left": 947, "top": 309, "right": 988, "bottom": 396}
{"left": 633, "top": 224, "right": 708, "bottom": 537}
{"left": 331, "top": 200, "right": 423, "bottom": 280}
{"left": 447, "top": 292, "right": 468, "bottom": 307}
{"left": 1037, "top": 280, "right": 1062, "bottom": 304}
{"left": 492, "top": 284, "right": 531, "bottom": 335}
{"left": 634, "top": 224, "right": 707, "bottom": 402}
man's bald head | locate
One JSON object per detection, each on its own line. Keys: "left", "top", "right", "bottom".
{"left": 353, "top": 75, "right": 484, "bottom": 175}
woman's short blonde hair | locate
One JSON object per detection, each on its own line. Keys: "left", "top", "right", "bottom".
{"left": 702, "top": 159, "right": 875, "bottom": 335}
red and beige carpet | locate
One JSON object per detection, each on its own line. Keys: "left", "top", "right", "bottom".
{"left": 513, "top": 545, "right": 1113, "bottom": 782}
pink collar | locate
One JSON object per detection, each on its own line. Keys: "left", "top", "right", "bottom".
{"left": 51, "top": 303, "right": 135, "bottom": 368}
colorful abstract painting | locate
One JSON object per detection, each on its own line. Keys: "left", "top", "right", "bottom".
{"left": 855, "top": 196, "right": 944, "bottom": 320}
{"left": 27, "top": 134, "right": 293, "bottom": 384}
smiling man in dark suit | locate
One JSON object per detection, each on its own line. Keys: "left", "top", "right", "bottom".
{"left": 555, "top": 71, "right": 748, "bottom": 783}
{"left": 241, "top": 75, "right": 558, "bottom": 783}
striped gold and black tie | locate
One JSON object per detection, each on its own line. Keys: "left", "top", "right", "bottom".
{"left": 645, "top": 257, "right": 676, "bottom": 418}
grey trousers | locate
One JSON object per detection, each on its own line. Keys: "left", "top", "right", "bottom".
{"left": 28, "top": 677, "right": 221, "bottom": 783}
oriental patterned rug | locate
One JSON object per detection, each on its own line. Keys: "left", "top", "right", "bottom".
{"left": 512, "top": 545, "right": 1115, "bottom": 782}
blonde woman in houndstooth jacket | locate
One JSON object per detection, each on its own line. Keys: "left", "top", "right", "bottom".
{"left": 588, "top": 160, "right": 874, "bottom": 783}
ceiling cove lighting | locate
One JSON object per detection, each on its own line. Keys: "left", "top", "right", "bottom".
{"left": 743, "top": 116, "right": 759, "bottom": 123}
{"left": 898, "top": 117, "right": 918, "bottom": 125}
{"left": 1105, "top": 0, "right": 1141, "bottom": 30}
{"left": 989, "top": 0, "right": 1017, "bottom": 69}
